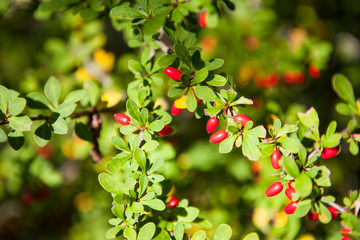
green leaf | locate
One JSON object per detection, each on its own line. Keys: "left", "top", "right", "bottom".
{"left": 242, "top": 233, "right": 259, "bottom": 240}
{"left": 178, "top": 207, "right": 200, "bottom": 223}
{"left": 158, "top": 55, "right": 177, "bottom": 67}
{"left": 0, "top": 86, "right": 10, "bottom": 113}
{"left": 142, "top": 140, "right": 159, "bottom": 152}
{"left": 124, "top": 227, "right": 137, "bottom": 240}
{"left": 314, "top": 166, "right": 331, "bottom": 187}
{"left": 332, "top": 74, "right": 356, "bottom": 108}
{"left": 139, "top": 174, "right": 148, "bottom": 197}
{"left": 64, "top": 89, "right": 86, "bottom": 103}
{"left": 34, "top": 123, "right": 52, "bottom": 147}
{"left": 98, "top": 173, "right": 122, "bottom": 194}
{"left": 191, "top": 68, "right": 208, "bottom": 85}
{"left": 8, "top": 115, "right": 32, "bottom": 132}
{"left": 143, "top": 199, "right": 166, "bottom": 211}
{"left": 297, "top": 107, "right": 319, "bottom": 139}
{"left": 278, "top": 137, "right": 301, "bottom": 153}
{"left": 350, "top": 139, "right": 359, "bottom": 155}
{"left": 319, "top": 203, "right": 332, "bottom": 224}
{"left": 214, "top": 224, "right": 232, "bottom": 240}
{"left": 282, "top": 156, "right": 300, "bottom": 178}
{"left": 141, "top": 48, "right": 150, "bottom": 65}
{"left": 293, "top": 199, "right": 312, "bottom": 218}
{"left": 148, "top": 120, "right": 165, "bottom": 132}
{"left": 230, "top": 96, "right": 253, "bottom": 106}
{"left": 242, "top": 134, "right": 261, "bottom": 161}
{"left": 249, "top": 126, "right": 267, "bottom": 138}
{"left": 44, "top": 76, "right": 61, "bottom": 106}
{"left": 205, "top": 58, "right": 224, "bottom": 71}
{"left": 75, "top": 122, "right": 92, "bottom": 142}
{"left": 0, "top": 128, "right": 7, "bottom": 142}
{"left": 9, "top": 97, "right": 26, "bottom": 116}
{"left": 134, "top": 148, "right": 147, "bottom": 172}
{"left": 207, "top": 74, "right": 227, "bottom": 87}
{"left": 190, "top": 230, "right": 206, "bottom": 240}
{"left": 168, "top": 87, "right": 184, "bottom": 98}
{"left": 194, "top": 86, "right": 217, "bottom": 101}
{"left": 295, "top": 172, "right": 313, "bottom": 198}
{"left": 128, "top": 59, "right": 144, "bottom": 75}
{"left": 8, "top": 130, "right": 24, "bottom": 150}
{"left": 106, "top": 152, "right": 132, "bottom": 172}
{"left": 126, "top": 100, "right": 141, "bottom": 122}
{"left": 174, "top": 222, "right": 184, "bottom": 240}
{"left": 325, "top": 121, "right": 337, "bottom": 137}
{"left": 322, "top": 133, "right": 341, "bottom": 148}
{"left": 277, "top": 124, "right": 298, "bottom": 137}
{"left": 138, "top": 222, "right": 156, "bottom": 240}
{"left": 273, "top": 119, "right": 281, "bottom": 135}
{"left": 219, "top": 135, "right": 237, "bottom": 154}
{"left": 321, "top": 195, "right": 335, "bottom": 203}
{"left": 110, "top": 6, "right": 142, "bottom": 19}
{"left": 186, "top": 88, "right": 197, "bottom": 112}
{"left": 55, "top": 102, "right": 76, "bottom": 117}
{"left": 106, "top": 226, "right": 122, "bottom": 239}
{"left": 120, "top": 125, "right": 138, "bottom": 135}
{"left": 335, "top": 103, "right": 352, "bottom": 115}
{"left": 143, "top": 14, "right": 166, "bottom": 37}
{"left": 175, "top": 44, "right": 191, "bottom": 67}
{"left": 130, "top": 202, "right": 144, "bottom": 213}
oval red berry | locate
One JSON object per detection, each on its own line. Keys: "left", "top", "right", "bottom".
{"left": 307, "top": 210, "right": 319, "bottom": 221}
{"left": 265, "top": 182, "right": 283, "bottom": 197}
{"left": 164, "top": 67, "right": 182, "bottom": 81}
{"left": 199, "top": 12, "right": 208, "bottom": 27}
{"left": 321, "top": 146, "right": 339, "bottom": 159}
{"left": 234, "top": 114, "right": 252, "bottom": 128}
{"left": 168, "top": 196, "right": 179, "bottom": 209}
{"left": 285, "top": 187, "right": 296, "bottom": 200}
{"left": 270, "top": 147, "right": 281, "bottom": 170}
{"left": 284, "top": 201, "right": 298, "bottom": 214}
{"left": 209, "top": 130, "right": 227, "bottom": 143}
{"left": 206, "top": 117, "right": 219, "bottom": 133}
{"left": 328, "top": 206, "right": 338, "bottom": 220}
{"left": 158, "top": 125, "right": 173, "bottom": 136}
{"left": 171, "top": 103, "right": 182, "bottom": 116}
{"left": 114, "top": 113, "right": 131, "bottom": 125}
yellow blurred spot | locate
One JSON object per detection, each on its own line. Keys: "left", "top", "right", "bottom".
{"left": 356, "top": 100, "right": 360, "bottom": 113}
{"left": 177, "top": 153, "right": 192, "bottom": 169}
{"left": 237, "top": 65, "right": 253, "bottom": 88}
{"left": 200, "top": 35, "right": 218, "bottom": 54}
{"left": 289, "top": 28, "right": 307, "bottom": 52}
{"left": 101, "top": 91, "right": 122, "bottom": 108}
{"left": 155, "top": 97, "right": 169, "bottom": 110}
{"left": 73, "top": 192, "right": 94, "bottom": 212}
{"left": 93, "top": 48, "right": 115, "bottom": 72}
{"left": 274, "top": 211, "right": 288, "bottom": 228}
{"left": 296, "top": 234, "right": 315, "bottom": 240}
{"left": 174, "top": 95, "right": 187, "bottom": 109}
{"left": 75, "top": 67, "right": 94, "bottom": 82}
{"left": 252, "top": 208, "right": 270, "bottom": 228}
{"left": 266, "top": 114, "right": 280, "bottom": 132}
{"left": 61, "top": 139, "right": 74, "bottom": 159}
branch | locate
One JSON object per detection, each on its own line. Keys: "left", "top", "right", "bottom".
{"left": 328, "top": 202, "right": 349, "bottom": 214}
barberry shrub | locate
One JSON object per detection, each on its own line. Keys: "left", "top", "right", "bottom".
{"left": 0, "top": 0, "right": 360, "bottom": 239}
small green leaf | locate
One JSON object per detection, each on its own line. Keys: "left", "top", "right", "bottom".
{"left": 314, "top": 166, "right": 331, "bottom": 187}
{"left": 194, "top": 86, "right": 217, "bottom": 101}
{"left": 319, "top": 203, "right": 332, "bottom": 224}
{"left": 110, "top": 6, "right": 142, "bottom": 19}
{"left": 158, "top": 55, "right": 177, "bottom": 67}
{"left": 98, "top": 173, "right": 122, "bottom": 194}
{"left": 278, "top": 137, "right": 301, "bottom": 153}
{"left": 293, "top": 199, "right": 312, "bottom": 218}
{"left": 8, "top": 130, "right": 25, "bottom": 150}
{"left": 27, "top": 92, "right": 51, "bottom": 109}
{"left": 273, "top": 119, "right": 281, "bottom": 135}
{"left": 321, "top": 195, "right": 335, "bottom": 203}
{"left": 141, "top": 48, "right": 150, "bottom": 65}
{"left": 0, "top": 86, "right": 10, "bottom": 113}
{"left": 0, "top": 128, "right": 7, "bottom": 142}
{"left": 186, "top": 88, "right": 197, "bottom": 112}
{"left": 168, "top": 87, "right": 184, "bottom": 98}
{"left": 332, "top": 74, "right": 356, "bottom": 108}
{"left": 124, "top": 227, "right": 137, "bottom": 240}
{"left": 282, "top": 156, "right": 300, "bottom": 178}
{"left": 128, "top": 59, "right": 144, "bottom": 75}
{"left": 126, "top": 100, "right": 141, "bottom": 122}
{"left": 55, "top": 102, "right": 76, "bottom": 117}
{"left": 106, "top": 226, "right": 122, "bottom": 239}
{"left": 142, "top": 140, "right": 159, "bottom": 152}
{"left": 106, "top": 152, "right": 132, "bottom": 172}
{"left": 139, "top": 174, "right": 148, "bottom": 197}
{"left": 190, "top": 230, "right": 206, "bottom": 240}
{"left": 214, "top": 224, "right": 232, "bottom": 240}
{"left": 174, "top": 43, "right": 191, "bottom": 67}
{"left": 134, "top": 148, "right": 147, "bottom": 172}
{"left": 64, "top": 89, "right": 86, "bottom": 103}
{"left": 8, "top": 115, "right": 32, "bottom": 132}
{"left": 277, "top": 124, "right": 298, "bottom": 137}
{"left": 204, "top": 58, "right": 224, "bottom": 71}
{"left": 148, "top": 120, "right": 165, "bottom": 132}
{"left": 191, "top": 68, "right": 208, "bottom": 85}
{"left": 174, "top": 222, "right": 184, "bottom": 240}
{"left": 111, "top": 136, "right": 130, "bottom": 152}
{"left": 178, "top": 207, "right": 200, "bottom": 223}
{"left": 219, "top": 135, "right": 237, "bottom": 154}
{"left": 120, "top": 125, "right": 138, "bottom": 135}
{"left": 335, "top": 103, "right": 352, "bottom": 115}
{"left": 143, "top": 14, "right": 166, "bottom": 36}
{"left": 9, "top": 98, "right": 26, "bottom": 116}
{"left": 242, "top": 233, "right": 259, "bottom": 240}
{"left": 298, "top": 107, "right": 319, "bottom": 139}
{"left": 44, "top": 76, "right": 61, "bottom": 106}
{"left": 230, "top": 96, "right": 253, "bottom": 106}
{"left": 207, "top": 74, "right": 227, "bottom": 87}
{"left": 34, "top": 123, "right": 52, "bottom": 147}
{"left": 322, "top": 133, "right": 341, "bottom": 148}
{"left": 295, "top": 172, "right": 313, "bottom": 198}
{"left": 350, "top": 139, "right": 359, "bottom": 155}
{"left": 130, "top": 202, "right": 144, "bottom": 213}
{"left": 138, "top": 222, "right": 156, "bottom": 240}
{"left": 242, "top": 133, "right": 261, "bottom": 161}
{"left": 143, "top": 199, "right": 166, "bottom": 211}
{"left": 325, "top": 121, "right": 337, "bottom": 137}
{"left": 75, "top": 122, "right": 92, "bottom": 142}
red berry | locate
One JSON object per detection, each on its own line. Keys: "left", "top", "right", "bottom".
{"left": 164, "top": 67, "right": 182, "bottom": 81}
{"left": 209, "top": 130, "right": 227, "bottom": 143}
{"left": 328, "top": 206, "right": 338, "bottom": 220}
{"left": 270, "top": 147, "right": 281, "bottom": 170}
{"left": 307, "top": 210, "right": 319, "bottom": 221}
{"left": 158, "top": 125, "right": 173, "bottom": 136}
{"left": 341, "top": 227, "right": 352, "bottom": 237}
{"left": 321, "top": 146, "right": 339, "bottom": 159}
{"left": 288, "top": 181, "right": 294, "bottom": 188}
{"left": 265, "top": 182, "right": 283, "bottom": 197}
{"left": 206, "top": 117, "right": 219, "bottom": 133}
{"left": 114, "top": 113, "right": 131, "bottom": 125}
{"left": 341, "top": 237, "right": 352, "bottom": 240}
{"left": 171, "top": 103, "right": 182, "bottom": 116}
{"left": 168, "top": 196, "right": 179, "bottom": 209}
{"left": 197, "top": 99, "right": 203, "bottom": 106}
{"left": 285, "top": 187, "right": 296, "bottom": 200}
{"left": 22, "top": 193, "right": 34, "bottom": 206}
{"left": 308, "top": 64, "right": 320, "bottom": 78}
{"left": 199, "top": 12, "right": 208, "bottom": 27}
{"left": 284, "top": 201, "right": 298, "bottom": 214}
{"left": 234, "top": 114, "right": 252, "bottom": 128}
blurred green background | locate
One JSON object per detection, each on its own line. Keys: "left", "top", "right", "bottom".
{"left": 1, "top": 0, "right": 360, "bottom": 239}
